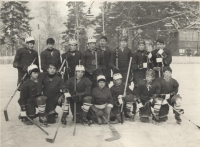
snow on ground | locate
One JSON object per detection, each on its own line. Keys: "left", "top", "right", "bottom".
{"left": 1, "top": 64, "right": 200, "bottom": 147}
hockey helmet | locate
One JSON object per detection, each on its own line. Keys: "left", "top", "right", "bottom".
{"left": 69, "top": 39, "right": 78, "bottom": 45}
{"left": 88, "top": 38, "right": 96, "bottom": 43}
{"left": 146, "top": 69, "right": 155, "bottom": 78}
{"left": 97, "top": 75, "right": 106, "bottom": 83}
{"left": 25, "top": 36, "right": 35, "bottom": 43}
{"left": 113, "top": 73, "right": 123, "bottom": 80}
{"left": 75, "top": 65, "right": 85, "bottom": 71}
{"left": 28, "top": 64, "right": 39, "bottom": 75}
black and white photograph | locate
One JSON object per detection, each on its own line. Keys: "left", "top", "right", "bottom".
{"left": 1, "top": 1, "right": 200, "bottom": 147}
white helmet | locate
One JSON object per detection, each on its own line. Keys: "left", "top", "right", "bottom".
{"left": 88, "top": 38, "right": 96, "bottom": 43}
{"left": 113, "top": 73, "right": 122, "bottom": 80}
{"left": 75, "top": 65, "right": 85, "bottom": 71}
{"left": 27, "top": 64, "right": 38, "bottom": 74}
{"left": 69, "top": 39, "right": 78, "bottom": 45}
{"left": 97, "top": 75, "right": 106, "bottom": 82}
{"left": 25, "top": 36, "right": 35, "bottom": 43}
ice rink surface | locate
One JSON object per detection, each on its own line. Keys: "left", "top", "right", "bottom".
{"left": 1, "top": 64, "right": 200, "bottom": 147}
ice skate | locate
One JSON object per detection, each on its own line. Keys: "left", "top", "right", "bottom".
{"left": 39, "top": 116, "right": 48, "bottom": 127}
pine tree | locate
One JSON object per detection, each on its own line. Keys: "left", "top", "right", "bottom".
{"left": 0, "top": 1, "right": 33, "bottom": 55}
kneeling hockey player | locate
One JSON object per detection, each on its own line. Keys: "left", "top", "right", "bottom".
{"left": 135, "top": 70, "right": 161, "bottom": 122}
{"left": 18, "top": 64, "right": 48, "bottom": 126}
{"left": 89, "top": 75, "right": 113, "bottom": 124}
{"left": 153, "top": 66, "right": 184, "bottom": 123}
{"left": 65, "top": 65, "right": 93, "bottom": 124}
{"left": 110, "top": 73, "right": 136, "bottom": 123}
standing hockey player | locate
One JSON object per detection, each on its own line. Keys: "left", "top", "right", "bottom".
{"left": 98, "top": 36, "right": 113, "bottom": 86}
{"left": 109, "top": 36, "right": 133, "bottom": 84}
{"left": 13, "top": 36, "right": 39, "bottom": 86}
{"left": 149, "top": 39, "right": 172, "bottom": 78}
{"left": 18, "top": 64, "right": 48, "bottom": 126}
{"left": 38, "top": 63, "right": 69, "bottom": 125}
{"left": 65, "top": 65, "right": 93, "bottom": 124}
{"left": 132, "top": 39, "right": 149, "bottom": 91}
{"left": 110, "top": 73, "right": 136, "bottom": 123}
{"left": 89, "top": 75, "right": 113, "bottom": 124}
{"left": 135, "top": 70, "right": 161, "bottom": 122}
{"left": 153, "top": 66, "right": 184, "bottom": 123}
{"left": 40, "top": 38, "right": 61, "bottom": 72}
{"left": 61, "top": 39, "right": 82, "bottom": 81}
{"left": 81, "top": 38, "right": 105, "bottom": 88}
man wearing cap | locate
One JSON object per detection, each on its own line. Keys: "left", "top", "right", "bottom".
{"left": 61, "top": 39, "right": 82, "bottom": 81}
{"left": 89, "top": 75, "right": 113, "bottom": 124}
{"left": 18, "top": 64, "right": 48, "bottom": 126}
{"left": 110, "top": 73, "right": 137, "bottom": 123}
{"left": 13, "top": 36, "right": 39, "bottom": 86}
{"left": 135, "top": 70, "right": 161, "bottom": 123}
{"left": 97, "top": 36, "right": 113, "bottom": 86}
{"left": 41, "top": 38, "right": 61, "bottom": 72}
{"left": 109, "top": 36, "right": 133, "bottom": 84}
{"left": 65, "top": 65, "right": 93, "bottom": 124}
{"left": 38, "top": 62, "right": 68, "bottom": 125}
{"left": 81, "top": 37, "right": 105, "bottom": 88}
{"left": 132, "top": 39, "right": 150, "bottom": 92}
{"left": 154, "top": 66, "right": 183, "bottom": 123}
{"left": 148, "top": 39, "right": 172, "bottom": 78}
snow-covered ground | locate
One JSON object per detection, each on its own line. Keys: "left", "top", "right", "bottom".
{"left": 1, "top": 64, "right": 200, "bottom": 147}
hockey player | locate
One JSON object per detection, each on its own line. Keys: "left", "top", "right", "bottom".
{"left": 110, "top": 73, "right": 136, "bottom": 123}
{"left": 38, "top": 62, "right": 68, "bottom": 125}
{"left": 65, "top": 65, "right": 93, "bottom": 124}
{"left": 149, "top": 39, "right": 172, "bottom": 78}
{"left": 89, "top": 75, "right": 113, "bottom": 124}
{"left": 109, "top": 36, "right": 133, "bottom": 84}
{"left": 61, "top": 39, "right": 82, "bottom": 81}
{"left": 132, "top": 39, "right": 149, "bottom": 91}
{"left": 153, "top": 66, "right": 184, "bottom": 123}
{"left": 81, "top": 38, "right": 105, "bottom": 88}
{"left": 97, "top": 36, "right": 113, "bottom": 86}
{"left": 13, "top": 36, "right": 39, "bottom": 86}
{"left": 135, "top": 70, "right": 161, "bottom": 122}
{"left": 40, "top": 38, "right": 61, "bottom": 72}
{"left": 18, "top": 64, "right": 48, "bottom": 126}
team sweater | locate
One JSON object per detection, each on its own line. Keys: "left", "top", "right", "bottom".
{"left": 92, "top": 86, "right": 113, "bottom": 105}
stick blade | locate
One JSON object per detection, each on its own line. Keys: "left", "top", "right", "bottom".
{"left": 46, "top": 138, "right": 54, "bottom": 143}
{"left": 105, "top": 136, "right": 120, "bottom": 142}
{"left": 4, "top": 110, "right": 9, "bottom": 121}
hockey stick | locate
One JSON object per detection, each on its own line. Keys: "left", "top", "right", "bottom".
{"left": 73, "top": 74, "right": 77, "bottom": 136}
{"left": 120, "top": 57, "right": 132, "bottom": 124}
{"left": 38, "top": 24, "right": 42, "bottom": 72}
{"left": 66, "top": 55, "right": 69, "bottom": 80}
{"left": 58, "top": 59, "right": 66, "bottom": 73}
{"left": 4, "top": 58, "right": 36, "bottom": 121}
{"left": 166, "top": 101, "right": 200, "bottom": 129}
{"left": 102, "top": 116, "right": 121, "bottom": 142}
{"left": 26, "top": 116, "right": 49, "bottom": 135}
{"left": 95, "top": 51, "right": 98, "bottom": 69}
{"left": 46, "top": 95, "right": 67, "bottom": 143}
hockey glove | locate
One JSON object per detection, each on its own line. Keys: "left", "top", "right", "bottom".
{"left": 118, "top": 95, "right": 124, "bottom": 105}
{"left": 72, "top": 92, "right": 81, "bottom": 102}
{"left": 22, "top": 65, "right": 28, "bottom": 72}
{"left": 65, "top": 67, "right": 71, "bottom": 73}
{"left": 153, "top": 67, "right": 161, "bottom": 71}
{"left": 147, "top": 53, "right": 152, "bottom": 59}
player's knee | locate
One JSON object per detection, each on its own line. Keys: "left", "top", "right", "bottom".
{"left": 83, "top": 96, "right": 92, "bottom": 103}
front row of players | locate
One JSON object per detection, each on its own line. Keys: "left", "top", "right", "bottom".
{"left": 18, "top": 63, "right": 184, "bottom": 127}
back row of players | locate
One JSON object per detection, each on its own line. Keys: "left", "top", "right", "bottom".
{"left": 13, "top": 35, "right": 183, "bottom": 126}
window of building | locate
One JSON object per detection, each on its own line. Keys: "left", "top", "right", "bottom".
{"left": 179, "top": 49, "right": 185, "bottom": 54}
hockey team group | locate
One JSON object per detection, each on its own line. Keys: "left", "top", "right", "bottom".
{"left": 9, "top": 35, "right": 184, "bottom": 132}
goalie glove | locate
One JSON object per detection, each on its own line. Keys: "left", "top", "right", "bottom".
{"left": 118, "top": 95, "right": 124, "bottom": 105}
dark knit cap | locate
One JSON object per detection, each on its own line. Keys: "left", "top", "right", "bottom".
{"left": 47, "top": 38, "right": 55, "bottom": 45}
{"left": 120, "top": 36, "right": 128, "bottom": 42}
{"left": 163, "top": 66, "right": 172, "bottom": 73}
{"left": 100, "top": 36, "right": 107, "bottom": 42}
{"left": 156, "top": 39, "right": 164, "bottom": 44}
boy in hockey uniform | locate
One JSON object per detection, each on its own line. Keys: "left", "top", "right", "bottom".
{"left": 153, "top": 66, "right": 184, "bottom": 123}
{"left": 149, "top": 39, "right": 172, "bottom": 78}
{"left": 110, "top": 73, "right": 136, "bottom": 123}
{"left": 38, "top": 63, "right": 69, "bottom": 125}
{"left": 90, "top": 75, "right": 113, "bottom": 124}
{"left": 135, "top": 70, "right": 161, "bottom": 122}
{"left": 18, "top": 64, "right": 48, "bottom": 126}
{"left": 132, "top": 39, "right": 149, "bottom": 91}
{"left": 97, "top": 36, "right": 113, "bottom": 86}
{"left": 81, "top": 38, "right": 105, "bottom": 88}
{"left": 61, "top": 39, "right": 82, "bottom": 81}
{"left": 109, "top": 36, "right": 133, "bottom": 84}
{"left": 13, "top": 36, "right": 39, "bottom": 86}
{"left": 41, "top": 38, "right": 61, "bottom": 72}
{"left": 65, "top": 65, "right": 93, "bottom": 124}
